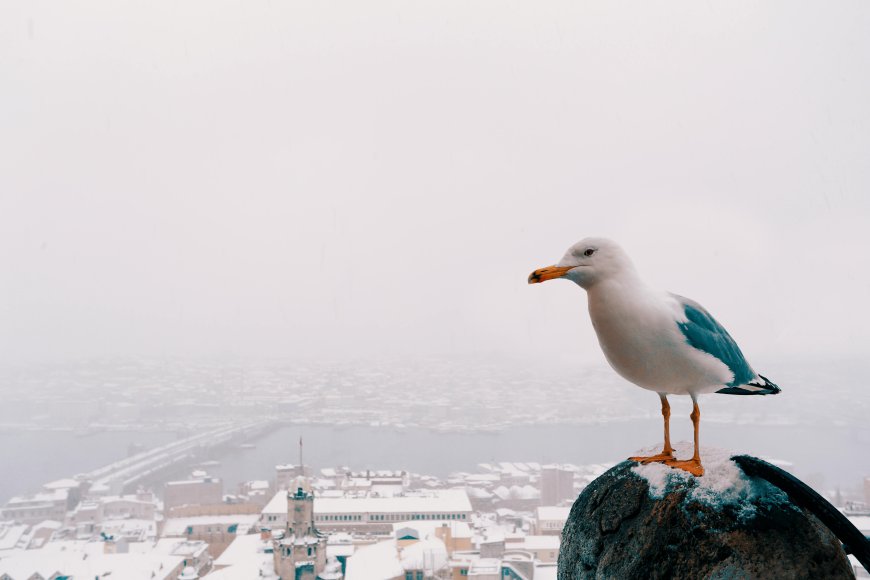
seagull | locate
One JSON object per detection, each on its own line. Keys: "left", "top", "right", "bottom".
{"left": 528, "top": 237, "right": 780, "bottom": 476}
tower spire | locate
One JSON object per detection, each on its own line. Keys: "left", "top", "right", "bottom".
{"left": 299, "top": 435, "right": 303, "bottom": 476}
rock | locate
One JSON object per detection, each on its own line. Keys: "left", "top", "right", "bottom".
{"left": 558, "top": 454, "right": 854, "bottom": 579}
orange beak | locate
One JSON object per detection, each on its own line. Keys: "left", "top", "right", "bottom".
{"left": 528, "top": 265, "right": 574, "bottom": 284}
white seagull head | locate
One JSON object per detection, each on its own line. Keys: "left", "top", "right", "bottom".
{"left": 528, "top": 237, "right": 636, "bottom": 289}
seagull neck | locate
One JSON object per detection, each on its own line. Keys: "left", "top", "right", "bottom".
{"left": 586, "top": 273, "right": 649, "bottom": 304}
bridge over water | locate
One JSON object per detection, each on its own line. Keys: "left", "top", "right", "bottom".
{"left": 83, "top": 420, "right": 276, "bottom": 495}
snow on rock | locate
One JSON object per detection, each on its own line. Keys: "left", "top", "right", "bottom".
{"left": 630, "top": 441, "right": 788, "bottom": 517}
{"left": 560, "top": 456, "right": 854, "bottom": 578}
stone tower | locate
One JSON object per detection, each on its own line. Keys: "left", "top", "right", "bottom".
{"left": 273, "top": 476, "right": 327, "bottom": 580}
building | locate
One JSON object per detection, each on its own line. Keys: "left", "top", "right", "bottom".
{"left": 0, "top": 537, "right": 211, "bottom": 580}
{"left": 162, "top": 514, "right": 259, "bottom": 558}
{"left": 238, "top": 480, "right": 273, "bottom": 506}
{"left": 341, "top": 470, "right": 408, "bottom": 496}
{"left": 534, "top": 506, "right": 570, "bottom": 536}
{"left": 393, "top": 520, "right": 473, "bottom": 554}
{"left": 313, "top": 489, "right": 473, "bottom": 534}
{"left": 262, "top": 489, "right": 473, "bottom": 535}
{"left": 164, "top": 473, "right": 223, "bottom": 511}
{"left": 0, "top": 522, "right": 29, "bottom": 553}
{"left": 540, "top": 465, "right": 574, "bottom": 506}
{"left": 518, "top": 536, "right": 560, "bottom": 563}
{"left": 344, "top": 524, "right": 464, "bottom": 580}
{"left": 491, "top": 484, "right": 540, "bottom": 511}
{"left": 315, "top": 489, "right": 472, "bottom": 532}
{"left": 0, "top": 489, "right": 70, "bottom": 525}
{"left": 276, "top": 464, "right": 308, "bottom": 490}
{"left": 273, "top": 477, "right": 328, "bottom": 579}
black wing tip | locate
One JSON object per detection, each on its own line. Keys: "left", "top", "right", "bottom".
{"left": 757, "top": 374, "right": 782, "bottom": 394}
{"left": 717, "top": 374, "right": 781, "bottom": 396}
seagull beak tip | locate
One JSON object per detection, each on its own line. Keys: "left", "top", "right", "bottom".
{"left": 528, "top": 265, "right": 572, "bottom": 284}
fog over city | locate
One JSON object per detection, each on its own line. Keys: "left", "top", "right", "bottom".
{"left": 0, "top": 1, "right": 869, "bottom": 578}
{"left": 3, "top": 1, "right": 870, "bottom": 364}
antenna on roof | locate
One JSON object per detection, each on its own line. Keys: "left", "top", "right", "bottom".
{"left": 299, "top": 435, "right": 303, "bottom": 476}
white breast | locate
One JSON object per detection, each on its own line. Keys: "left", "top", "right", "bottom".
{"left": 586, "top": 281, "right": 732, "bottom": 396}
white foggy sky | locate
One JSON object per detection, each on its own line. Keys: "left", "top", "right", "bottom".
{"left": 1, "top": 1, "right": 869, "bottom": 365}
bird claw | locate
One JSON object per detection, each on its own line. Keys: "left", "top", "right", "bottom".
{"left": 628, "top": 452, "right": 675, "bottom": 464}
{"left": 662, "top": 458, "right": 704, "bottom": 477}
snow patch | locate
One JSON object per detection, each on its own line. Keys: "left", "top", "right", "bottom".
{"left": 630, "top": 442, "right": 787, "bottom": 517}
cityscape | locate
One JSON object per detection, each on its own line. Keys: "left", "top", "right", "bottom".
{"left": 0, "top": 357, "right": 868, "bottom": 578}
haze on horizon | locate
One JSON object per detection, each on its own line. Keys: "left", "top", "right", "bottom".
{"left": 2, "top": 1, "right": 869, "bottom": 368}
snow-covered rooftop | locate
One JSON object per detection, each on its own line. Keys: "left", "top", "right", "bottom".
{"left": 0, "top": 524, "right": 28, "bottom": 551}
{"left": 213, "top": 533, "right": 272, "bottom": 569}
{"left": 534, "top": 564, "right": 558, "bottom": 580}
{"left": 391, "top": 520, "right": 472, "bottom": 539}
{"left": 162, "top": 514, "right": 259, "bottom": 536}
{"left": 492, "top": 484, "right": 539, "bottom": 501}
{"left": 43, "top": 478, "right": 82, "bottom": 490}
{"left": 315, "top": 490, "right": 472, "bottom": 515}
{"left": 5, "top": 489, "right": 68, "bottom": 505}
{"left": 0, "top": 539, "right": 195, "bottom": 580}
{"left": 400, "top": 537, "right": 447, "bottom": 571}
{"left": 536, "top": 506, "right": 571, "bottom": 521}
{"left": 344, "top": 539, "right": 404, "bottom": 580}
{"left": 522, "top": 535, "right": 560, "bottom": 551}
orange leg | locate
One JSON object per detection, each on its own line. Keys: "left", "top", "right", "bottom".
{"left": 628, "top": 394, "right": 675, "bottom": 464}
{"left": 663, "top": 398, "right": 704, "bottom": 476}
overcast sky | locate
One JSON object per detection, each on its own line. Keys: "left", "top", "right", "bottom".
{"left": 1, "top": 1, "right": 868, "bottom": 366}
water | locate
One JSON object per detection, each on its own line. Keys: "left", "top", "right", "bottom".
{"left": 2, "top": 420, "right": 867, "bottom": 503}
{"left": 208, "top": 421, "right": 870, "bottom": 493}
{"left": 0, "top": 429, "right": 177, "bottom": 502}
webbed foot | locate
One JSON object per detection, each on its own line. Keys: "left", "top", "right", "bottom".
{"left": 662, "top": 458, "right": 704, "bottom": 477}
{"left": 628, "top": 452, "right": 675, "bottom": 464}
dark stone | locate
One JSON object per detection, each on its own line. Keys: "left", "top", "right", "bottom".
{"left": 558, "top": 460, "right": 854, "bottom": 579}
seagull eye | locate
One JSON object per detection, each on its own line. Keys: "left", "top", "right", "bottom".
{"left": 583, "top": 248, "right": 595, "bottom": 257}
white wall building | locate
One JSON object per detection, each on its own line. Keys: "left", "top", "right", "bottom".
{"left": 261, "top": 489, "right": 473, "bottom": 534}
{"left": 0, "top": 489, "right": 69, "bottom": 525}
{"left": 534, "top": 506, "right": 571, "bottom": 536}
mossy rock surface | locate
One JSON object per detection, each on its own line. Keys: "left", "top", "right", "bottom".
{"left": 558, "top": 460, "right": 854, "bottom": 579}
